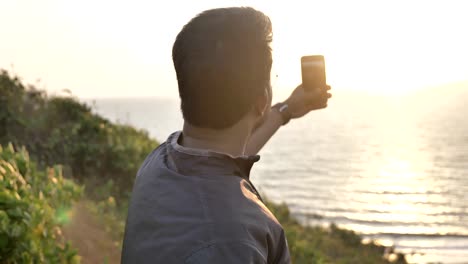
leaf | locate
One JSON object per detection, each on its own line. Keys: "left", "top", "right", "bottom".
{"left": 0, "top": 234, "right": 9, "bottom": 249}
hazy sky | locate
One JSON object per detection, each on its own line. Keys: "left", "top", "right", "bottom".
{"left": 1, "top": 0, "right": 467, "bottom": 99}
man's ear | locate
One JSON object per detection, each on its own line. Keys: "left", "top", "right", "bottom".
{"left": 254, "top": 88, "right": 271, "bottom": 116}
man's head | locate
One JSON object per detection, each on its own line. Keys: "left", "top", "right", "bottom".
{"left": 173, "top": 7, "right": 273, "bottom": 130}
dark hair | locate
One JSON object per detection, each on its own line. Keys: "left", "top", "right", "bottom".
{"left": 172, "top": 7, "right": 273, "bottom": 129}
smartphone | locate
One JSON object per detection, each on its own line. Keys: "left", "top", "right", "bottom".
{"left": 301, "top": 55, "right": 326, "bottom": 91}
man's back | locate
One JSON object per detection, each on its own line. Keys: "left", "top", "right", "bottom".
{"left": 122, "top": 132, "right": 290, "bottom": 263}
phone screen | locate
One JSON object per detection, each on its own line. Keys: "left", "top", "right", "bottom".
{"left": 301, "top": 55, "right": 326, "bottom": 91}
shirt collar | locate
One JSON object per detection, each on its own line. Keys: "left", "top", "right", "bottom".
{"left": 166, "top": 131, "right": 260, "bottom": 179}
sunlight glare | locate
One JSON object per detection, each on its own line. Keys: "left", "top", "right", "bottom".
{"left": 0, "top": 0, "right": 467, "bottom": 97}
{"left": 261, "top": 1, "right": 468, "bottom": 96}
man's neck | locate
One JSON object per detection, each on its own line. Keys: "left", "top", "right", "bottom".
{"left": 180, "top": 122, "right": 251, "bottom": 157}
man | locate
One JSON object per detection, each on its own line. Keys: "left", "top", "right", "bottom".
{"left": 122, "top": 7, "right": 331, "bottom": 264}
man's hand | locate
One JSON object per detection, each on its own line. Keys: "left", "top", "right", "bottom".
{"left": 284, "top": 84, "right": 332, "bottom": 119}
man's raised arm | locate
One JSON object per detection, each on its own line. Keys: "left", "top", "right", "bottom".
{"left": 246, "top": 85, "right": 332, "bottom": 155}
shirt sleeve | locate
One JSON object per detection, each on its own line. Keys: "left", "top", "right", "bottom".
{"left": 184, "top": 242, "right": 267, "bottom": 264}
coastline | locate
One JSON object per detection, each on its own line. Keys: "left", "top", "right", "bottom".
{"left": 6, "top": 70, "right": 468, "bottom": 263}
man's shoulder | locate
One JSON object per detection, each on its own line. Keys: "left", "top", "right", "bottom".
{"left": 132, "top": 140, "right": 174, "bottom": 185}
{"left": 204, "top": 180, "right": 284, "bottom": 240}
{"left": 138, "top": 141, "right": 168, "bottom": 170}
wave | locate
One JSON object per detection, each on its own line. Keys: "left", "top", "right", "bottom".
{"left": 363, "top": 233, "right": 468, "bottom": 239}
{"left": 292, "top": 205, "right": 468, "bottom": 218}
{"left": 296, "top": 214, "right": 468, "bottom": 229}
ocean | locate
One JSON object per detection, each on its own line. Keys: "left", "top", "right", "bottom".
{"left": 83, "top": 87, "right": 468, "bottom": 263}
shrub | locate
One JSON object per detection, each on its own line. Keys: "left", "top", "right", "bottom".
{"left": 264, "top": 200, "right": 407, "bottom": 264}
{"left": 0, "top": 144, "right": 83, "bottom": 263}
{"left": 0, "top": 70, "right": 158, "bottom": 197}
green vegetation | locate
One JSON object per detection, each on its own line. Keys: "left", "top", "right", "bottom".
{"left": 265, "top": 200, "right": 406, "bottom": 264}
{"left": 0, "top": 144, "right": 82, "bottom": 263}
{"left": 84, "top": 180, "right": 128, "bottom": 248}
{"left": 0, "top": 69, "right": 158, "bottom": 198}
{"left": 1, "top": 70, "right": 157, "bottom": 262}
{"left": 0, "top": 70, "right": 408, "bottom": 263}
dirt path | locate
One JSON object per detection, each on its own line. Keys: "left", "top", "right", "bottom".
{"left": 62, "top": 201, "right": 121, "bottom": 264}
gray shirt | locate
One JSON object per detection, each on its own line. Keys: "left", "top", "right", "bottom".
{"left": 122, "top": 131, "right": 291, "bottom": 264}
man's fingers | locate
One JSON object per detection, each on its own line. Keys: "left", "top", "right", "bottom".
{"left": 304, "top": 89, "right": 321, "bottom": 101}
{"left": 301, "top": 85, "right": 332, "bottom": 111}
{"left": 304, "top": 89, "right": 331, "bottom": 100}
{"left": 319, "top": 85, "right": 331, "bottom": 91}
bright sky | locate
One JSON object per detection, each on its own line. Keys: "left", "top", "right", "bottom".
{"left": 1, "top": 0, "right": 467, "bottom": 98}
